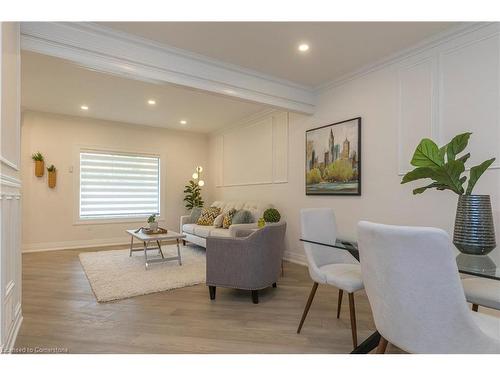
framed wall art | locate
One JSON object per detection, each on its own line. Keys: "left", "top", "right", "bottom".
{"left": 305, "top": 117, "right": 361, "bottom": 195}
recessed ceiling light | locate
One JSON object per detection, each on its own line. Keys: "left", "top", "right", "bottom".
{"left": 180, "top": 120, "right": 187, "bottom": 125}
{"left": 147, "top": 99, "right": 156, "bottom": 105}
{"left": 298, "top": 43, "right": 310, "bottom": 52}
{"left": 80, "top": 105, "right": 89, "bottom": 111}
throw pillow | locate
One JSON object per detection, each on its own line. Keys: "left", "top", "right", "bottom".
{"left": 213, "top": 213, "right": 224, "bottom": 228}
{"left": 232, "top": 209, "right": 254, "bottom": 224}
{"left": 197, "top": 207, "right": 221, "bottom": 226}
{"left": 189, "top": 207, "right": 203, "bottom": 223}
{"left": 222, "top": 208, "right": 237, "bottom": 229}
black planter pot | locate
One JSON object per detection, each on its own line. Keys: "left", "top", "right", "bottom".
{"left": 453, "top": 195, "right": 496, "bottom": 255}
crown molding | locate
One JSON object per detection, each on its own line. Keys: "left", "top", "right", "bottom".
{"left": 315, "top": 22, "right": 496, "bottom": 93}
{"left": 20, "top": 22, "right": 316, "bottom": 114}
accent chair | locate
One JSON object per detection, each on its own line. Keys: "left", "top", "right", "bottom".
{"left": 206, "top": 222, "right": 286, "bottom": 304}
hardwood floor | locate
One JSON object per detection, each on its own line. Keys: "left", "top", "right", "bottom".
{"left": 15, "top": 247, "right": 402, "bottom": 354}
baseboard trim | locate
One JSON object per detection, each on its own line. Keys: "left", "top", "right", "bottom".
{"left": 23, "top": 238, "right": 309, "bottom": 268}
{"left": 283, "top": 249, "right": 307, "bottom": 266}
{"left": 22, "top": 237, "right": 130, "bottom": 253}
{"left": 3, "top": 308, "right": 23, "bottom": 353}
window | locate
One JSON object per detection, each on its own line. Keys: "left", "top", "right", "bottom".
{"left": 79, "top": 151, "right": 160, "bottom": 220}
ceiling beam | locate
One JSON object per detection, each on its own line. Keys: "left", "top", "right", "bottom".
{"left": 20, "top": 22, "right": 316, "bottom": 114}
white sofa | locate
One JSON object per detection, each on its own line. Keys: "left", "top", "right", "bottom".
{"left": 180, "top": 201, "right": 272, "bottom": 248}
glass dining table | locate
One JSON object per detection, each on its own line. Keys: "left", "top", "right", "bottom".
{"left": 299, "top": 237, "right": 500, "bottom": 354}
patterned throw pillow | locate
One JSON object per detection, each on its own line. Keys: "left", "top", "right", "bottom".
{"left": 232, "top": 209, "right": 254, "bottom": 224}
{"left": 197, "top": 207, "right": 221, "bottom": 226}
{"left": 222, "top": 209, "right": 237, "bottom": 229}
{"left": 213, "top": 213, "right": 224, "bottom": 228}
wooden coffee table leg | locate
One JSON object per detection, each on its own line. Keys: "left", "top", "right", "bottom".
{"left": 177, "top": 238, "right": 182, "bottom": 265}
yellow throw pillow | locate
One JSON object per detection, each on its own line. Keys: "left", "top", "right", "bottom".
{"left": 197, "top": 207, "right": 221, "bottom": 226}
{"left": 222, "top": 209, "right": 237, "bottom": 229}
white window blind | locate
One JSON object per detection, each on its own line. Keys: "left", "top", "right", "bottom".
{"left": 79, "top": 151, "right": 160, "bottom": 219}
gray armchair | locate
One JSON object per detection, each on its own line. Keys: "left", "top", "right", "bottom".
{"left": 206, "top": 222, "right": 286, "bottom": 304}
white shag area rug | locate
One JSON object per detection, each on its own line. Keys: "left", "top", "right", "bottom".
{"left": 79, "top": 245, "right": 206, "bottom": 302}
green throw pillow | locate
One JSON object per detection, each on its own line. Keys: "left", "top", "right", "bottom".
{"left": 190, "top": 207, "right": 203, "bottom": 223}
{"left": 232, "top": 209, "right": 254, "bottom": 224}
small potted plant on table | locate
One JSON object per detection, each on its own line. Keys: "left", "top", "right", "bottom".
{"left": 148, "top": 214, "right": 158, "bottom": 231}
{"left": 401, "top": 132, "right": 496, "bottom": 255}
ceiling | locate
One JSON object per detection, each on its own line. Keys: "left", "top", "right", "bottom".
{"left": 21, "top": 51, "right": 268, "bottom": 133}
{"left": 98, "top": 22, "right": 460, "bottom": 87}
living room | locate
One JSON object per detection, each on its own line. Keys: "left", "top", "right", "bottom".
{"left": 1, "top": 0, "right": 500, "bottom": 372}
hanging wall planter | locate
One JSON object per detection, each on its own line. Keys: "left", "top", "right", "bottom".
{"left": 32, "top": 152, "right": 45, "bottom": 177}
{"left": 47, "top": 165, "right": 57, "bottom": 188}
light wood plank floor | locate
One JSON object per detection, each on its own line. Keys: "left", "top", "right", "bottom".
{"left": 15, "top": 247, "right": 403, "bottom": 354}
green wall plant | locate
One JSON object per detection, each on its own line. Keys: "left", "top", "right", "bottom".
{"left": 31, "top": 152, "right": 44, "bottom": 161}
{"left": 401, "top": 132, "right": 495, "bottom": 195}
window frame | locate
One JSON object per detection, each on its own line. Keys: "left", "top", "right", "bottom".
{"left": 73, "top": 146, "right": 163, "bottom": 225}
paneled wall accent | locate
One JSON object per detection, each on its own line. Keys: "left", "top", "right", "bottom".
{"left": 0, "top": 182, "right": 22, "bottom": 351}
{"left": 213, "top": 111, "right": 288, "bottom": 187}
{"left": 398, "top": 23, "right": 500, "bottom": 174}
{"left": 398, "top": 58, "right": 437, "bottom": 174}
{"left": 0, "top": 22, "right": 22, "bottom": 353}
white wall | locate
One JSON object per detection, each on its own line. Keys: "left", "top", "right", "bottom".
{"left": 210, "top": 23, "right": 500, "bottom": 265}
{"left": 21, "top": 111, "right": 211, "bottom": 252}
{"left": 0, "top": 22, "right": 22, "bottom": 353}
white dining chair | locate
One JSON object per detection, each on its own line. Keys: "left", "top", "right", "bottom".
{"left": 297, "top": 208, "right": 363, "bottom": 348}
{"left": 462, "top": 277, "right": 500, "bottom": 312}
{"left": 357, "top": 221, "right": 500, "bottom": 354}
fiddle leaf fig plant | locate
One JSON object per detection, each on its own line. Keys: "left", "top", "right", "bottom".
{"left": 401, "top": 132, "right": 495, "bottom": 195}
{"left": 183, "top": 180, "right": 204, "bottom": 210}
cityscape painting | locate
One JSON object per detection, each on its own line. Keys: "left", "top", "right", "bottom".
{"left": 305, "top": 117, "right": 361, "bottom": 195}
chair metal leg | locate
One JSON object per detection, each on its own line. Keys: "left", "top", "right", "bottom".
{"left": 297, "top": 282, "right": 319, "bottom": 334}
{"left": 251, "top": 290, "right": 259, "bottom": 304}
{"left": 472, "top": 303, "right": 479, "bottom": 312}
{"left": 281, "top": 259, "right": 284, "bottom": 277}
{"left": 209, "top": 286, "right": 216, "bottom": 300}
{"left": 376, "top": 336, "right": 388, "bottom": 354}
{"left": 337, "top": 289, "right": 343, "bottom": 318}
{"left": 129, "top": 236, "right": 134, "bottom": 257}
{"left": 348, "top": 292, "right": 358, "bottom": 348}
